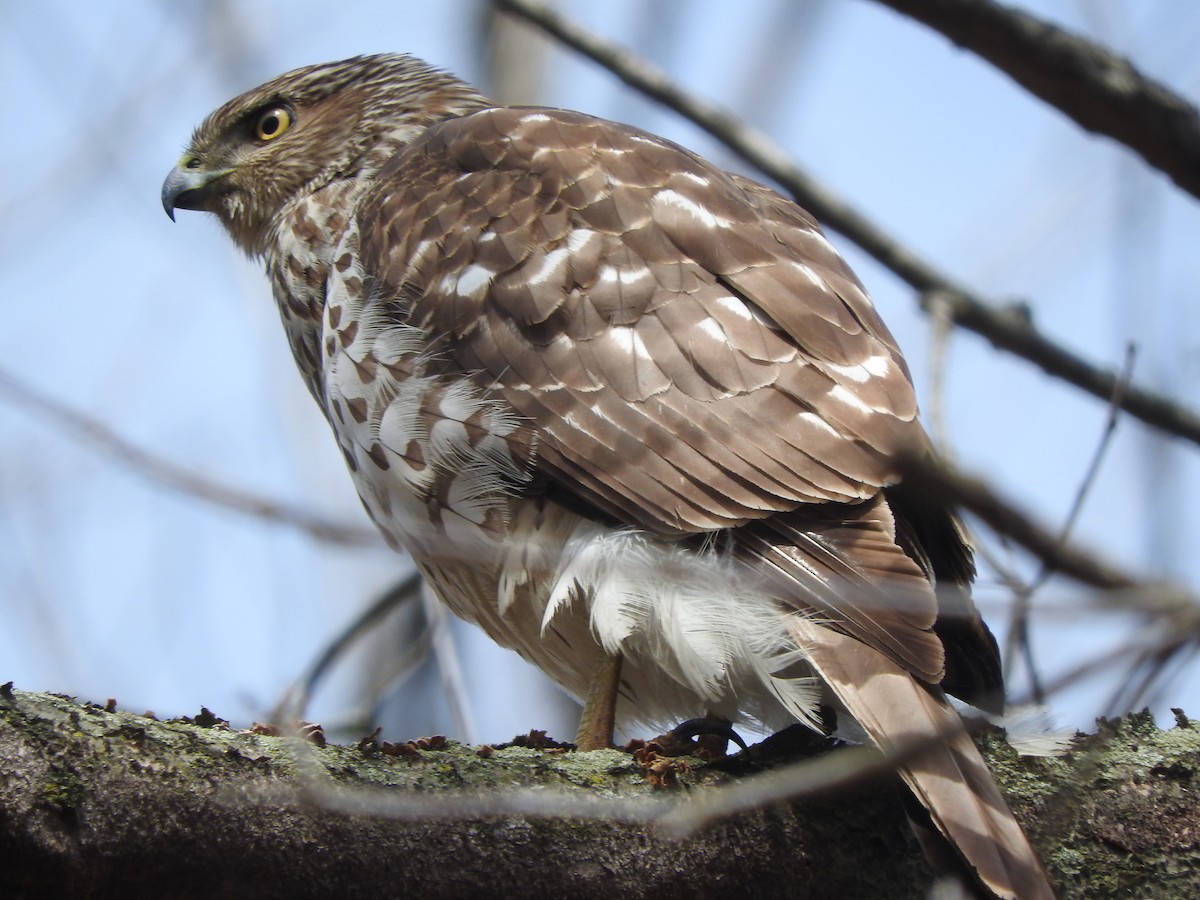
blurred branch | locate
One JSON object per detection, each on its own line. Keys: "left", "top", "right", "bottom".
{"left": 873, "top": 0, "right": 1200, "bottom": 202}
{"left": 0, "top": 367, "right": 380, "bottom": 548}
{"left": 491, "top": 0, "right": 1200, "bottom": 449}
{"left": 276, "top": 573, "right": 424, "bottom": 727}
{"left": 418, "top": 583, "right": 479, "bottom": 743}
{"left": 898, "top": 449, "right": 1139, "bottom": 591}
{"left": 1031, "top": 343, "right": 1135, "bottom": 593}
{"left": 899, "top": 448, "right": 1200, "bottom": 711}
{"left": 1025, "top": 615, "right": 1198, "bottom": 714}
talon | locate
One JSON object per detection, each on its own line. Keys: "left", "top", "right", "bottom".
{"left": 670, "top": 717, "right": 749, "bottom": 750}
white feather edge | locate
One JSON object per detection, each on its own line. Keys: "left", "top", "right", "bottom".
{"left": 991, "top": 705, "right": 1076, "bottom": 758}
{"left": 535, "top": 521, "right": 824, "bottom": 731}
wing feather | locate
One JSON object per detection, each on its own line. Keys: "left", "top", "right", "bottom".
{"left": 352, "top": 103, "right": 982, "bottom": 687}
{"left": 742, "top": 495, "right": 944, "bottom": 683}
{"left": 357, "top": 106, "right": 919, "bottom": 535}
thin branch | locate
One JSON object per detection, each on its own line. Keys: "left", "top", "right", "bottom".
{"left": 873, "top": 0, "right": 1200, "bottom": 202}
{"left": 1105, "top": 639, "right": 1195, "bottom": 716}
{"left": 896, "top": 450, "right": 1139, "bottom": 591}
{"left": 0, "top": 367, "right": 380, "bottom": 547}
{"left": 275, "top": 703, "right": 977, "bottom": 843}
{"left": 1002, "top": 342, "right": 1136, "bottom": 697}
{"left": 275, "top": 572, "right": 424, "bottom": 726}
{"left": 419, "top": 582, "right": 479, "bottom": 743}
{"left": 1015, "top": 607, "right": 1198, "bottom": 711}
{"left": 491, "top": 0, "right": 1200, "bottom": 449}
{"left": 904, "top": 463, "right": 1200, "bottom": 707}
{"left": 925, "top": 291, "right": 955, "bottom": 453}
{"left": 1036, "top": 342, "right": 1135, "bottom": 593}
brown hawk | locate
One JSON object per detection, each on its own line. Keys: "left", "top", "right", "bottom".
{"left": 163, "top": 54, "right": 1053, "bottom": 898}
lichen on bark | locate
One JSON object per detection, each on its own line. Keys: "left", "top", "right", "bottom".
{"left": 2, "top": 686, "right": 1198, "bottom": 898}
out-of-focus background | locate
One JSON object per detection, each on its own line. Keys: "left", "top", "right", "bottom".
{"left": 2, "top": 0, "right": 1198, "bottom": 744}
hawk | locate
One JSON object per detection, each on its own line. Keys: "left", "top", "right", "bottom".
{"left": 163, "top": 54, "right": 1053, "bottom": 898}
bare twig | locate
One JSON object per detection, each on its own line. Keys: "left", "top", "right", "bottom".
{"left": 491, "top": 0, "right": 1200, "bottom": 449}
{"left": 1105, "top": 640, "right": 1195, "bottom": 716}
{"left": 419, "top": 582, "right": 479, "bottom": 742}
{"left": 873, "top": 0, "right": 1200, "bottom": 202}
{"left": 1014, "top": 594, "right": 1199, "bottom": 711}
{"left": 925, "top": 291, "right": 955, "bottom": 453}
{"left": 0, "top": 367, "right": 380, "bottom": 547}
{"left": 1035, "top": 343, "right": 1135, "bottom": 594}
{"left": 275, "top": 572, "right": 424, "bottom": 726}
{"left": 1002, "top": 343, "right": 1137, "bottom": 698}
{"left": 899, "top": 461, "right": 1199, "bottom": 710}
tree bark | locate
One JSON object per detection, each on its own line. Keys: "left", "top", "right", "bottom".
{"left": 2, "top": 686, "right": 1197, "bottom": 898}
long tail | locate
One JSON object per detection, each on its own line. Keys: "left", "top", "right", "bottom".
{"left": 789, "top": 619, "right": 1055, "bottom": 900}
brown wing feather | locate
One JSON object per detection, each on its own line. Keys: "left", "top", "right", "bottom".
{"left": 357, "top": 106, "right": 922, "bottom": 536}
{"left": 742, "top": 495, "right": 946, "bottom": 684}
{"left": 353, "top": 104, "right": 996, "bottom": 697}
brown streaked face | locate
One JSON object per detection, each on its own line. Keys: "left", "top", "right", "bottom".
{"left": 161, "top": 53, "right": 487, "bottom": 256}
{"left": 161, "top": 62, "right": 372, "bottom": 255}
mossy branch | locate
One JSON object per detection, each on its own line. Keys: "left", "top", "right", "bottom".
{"left": 2, "top": 687, "right": 1198, "bottom": 899}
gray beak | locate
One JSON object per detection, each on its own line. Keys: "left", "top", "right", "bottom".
{"left": 161, "top": 165, "right": 218, "bottom": 221}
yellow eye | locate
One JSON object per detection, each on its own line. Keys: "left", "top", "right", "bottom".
{"left": 255, "top": 107, "right": 292, "bottom": 141}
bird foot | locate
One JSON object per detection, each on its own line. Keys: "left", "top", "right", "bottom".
{"left": 649, "top": 716, "right": 749, "bottom": 758}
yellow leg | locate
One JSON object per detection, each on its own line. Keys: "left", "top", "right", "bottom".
{"left": 574, "top": 651, "right": 622, "bottom": 751}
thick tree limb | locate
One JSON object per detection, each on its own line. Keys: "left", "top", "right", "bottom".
{"left": 3, "top": 688, "right": 1199, "bottom": 898}
{"left": 873, "top": 0, "right": 1200, "bottom": 202}
{"left": 491, "top": 0, "right": 1200, "bottom": 449}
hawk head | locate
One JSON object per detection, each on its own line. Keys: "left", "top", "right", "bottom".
{"left": 161, "top": 53, "right": 488, "bottom": 254}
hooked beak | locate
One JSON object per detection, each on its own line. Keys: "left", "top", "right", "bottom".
{"left": 161, "top": 164, "right": 222, "bottom": 221}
